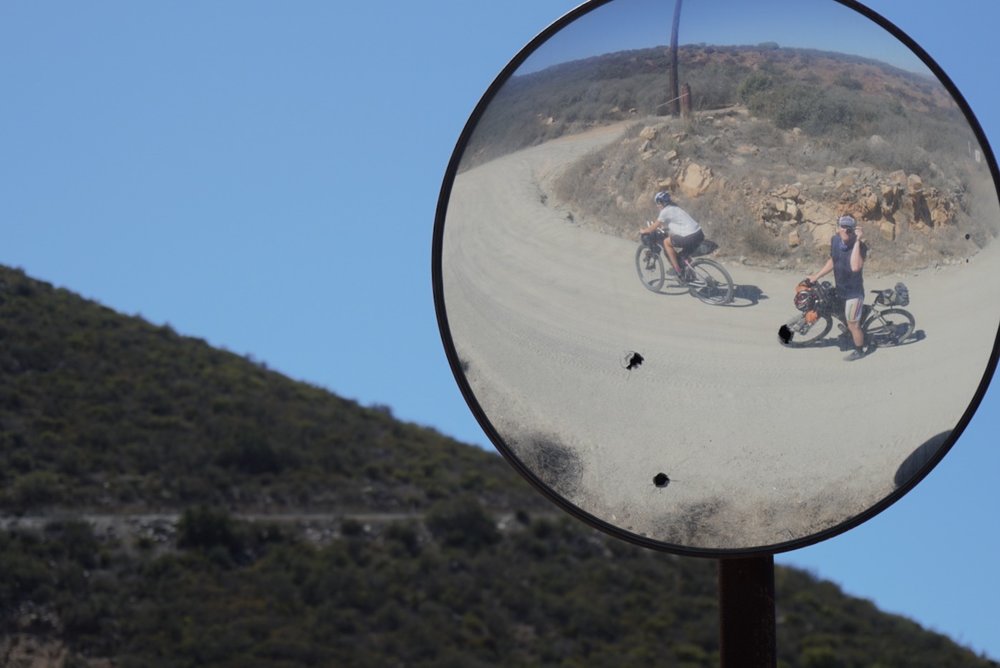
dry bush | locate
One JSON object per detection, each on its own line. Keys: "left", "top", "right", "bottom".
{"left": 742, "top": 120, "right": 784, "bottom": 148}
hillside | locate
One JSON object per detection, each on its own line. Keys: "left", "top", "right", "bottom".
{"left": 0, "top": 265, "right": 541, "bottom": 515}
{"left": 463, "top": 44, "right": 998, "bottom": 272}
{"left": 1, "top": 265, "right": 996, "bottom": 667}
{"left": 463, "top": 44, "right": 957, "bottom": 169}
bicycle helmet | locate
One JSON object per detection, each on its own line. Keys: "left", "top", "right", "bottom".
{"left": 794, "top": 289, "right": 817, "bottom": 312}
{"left": 654, "top": 191, "right": 672, "bottom": 207}
{"left": 838, "top": 215, "right": 857, "bottom": 229}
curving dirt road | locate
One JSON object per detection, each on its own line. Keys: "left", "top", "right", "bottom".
{"left": 441, "top": 124, "right": 1000, "bottom": 551}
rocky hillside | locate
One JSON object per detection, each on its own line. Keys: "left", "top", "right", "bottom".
{"left": 1, "top": 265, "right": 996, "bottom": 666}
{"left": 465, "top": 43, "right": 998, "bottom": 272}
{"left": 554, "top": 108, "right": 994, "bottom": 273}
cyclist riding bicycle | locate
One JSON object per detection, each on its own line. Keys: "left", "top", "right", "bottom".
{"left": 638, "top": 191, "right": 705, "bottom": 280}
{"left": 806, "top": 215, "right": 869, "bottom": 361}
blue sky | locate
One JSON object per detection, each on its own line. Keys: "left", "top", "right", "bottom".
{"left": 1, "top": 0, "right": 997, "bottom": 660}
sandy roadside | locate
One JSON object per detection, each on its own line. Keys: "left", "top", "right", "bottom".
{"left": 440, "top": 125, "right": 1000, "bottom": 551}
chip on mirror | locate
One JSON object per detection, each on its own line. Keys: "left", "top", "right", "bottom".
{"left": 433, "top": 0, "right": 1000, "bottom": 555}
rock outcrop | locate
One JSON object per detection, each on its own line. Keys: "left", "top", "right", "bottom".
{"left": 752, "top": 168, "right": 961, "bottom": 249}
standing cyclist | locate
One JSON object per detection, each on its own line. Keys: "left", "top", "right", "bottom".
{"left": 638, "top": 191, "right": 704, "bottom": 280}
{"left": 807, "top": 215, "right": 869, "bottom": 361}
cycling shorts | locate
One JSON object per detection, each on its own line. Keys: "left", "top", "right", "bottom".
{"left": 844, "top": 297, "right": 864, "bottom": 323}
{"left": 670, "top": 228, "right": 705, "bottom": 253}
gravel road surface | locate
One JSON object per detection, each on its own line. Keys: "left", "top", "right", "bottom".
{"left": 441, "top": 124, "right": 1000, "bottom": 551}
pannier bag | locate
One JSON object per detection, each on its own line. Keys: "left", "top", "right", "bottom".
{"left": 794, "top": 280, "right": 817, "bottom": 312}
{"left": 793, "top": 280, "right": 820, "bottom": 324}
{"left": 892, "top": 282, "right": 909, "bottom": 306}
{"left": 641, "top": 230, "right": 666, "bottom": 248}
{"left": 875, "top": 282, "right": 910, "bottom": 307}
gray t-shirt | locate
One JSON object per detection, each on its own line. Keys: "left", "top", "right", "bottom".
{"left": 657, "top": 205, "right": 701, "bottom": 237}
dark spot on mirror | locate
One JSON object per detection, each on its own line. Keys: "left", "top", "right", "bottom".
{"left": 623, "top": 351, "right": 644, "bottom": 370}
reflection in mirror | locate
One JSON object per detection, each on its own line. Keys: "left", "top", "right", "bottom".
{"left": 438, "top": 0, "right": 1000, "bottom": 552}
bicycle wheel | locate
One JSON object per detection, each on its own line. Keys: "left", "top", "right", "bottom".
{"left": 635, "top": 244, "right": 665, "bottom": 292}
{"left": 864, "top": 307, "right": 915, "bottom": 347}
{"left": 687, "top": 258, "right": 734, "bottom": 304}
{"left": 779, "top": 313, "right": 833, "bottom": 347}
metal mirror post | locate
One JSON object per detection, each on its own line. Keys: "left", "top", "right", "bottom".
{"left": 719, "top": 556, "right": 776, "bottom": 667}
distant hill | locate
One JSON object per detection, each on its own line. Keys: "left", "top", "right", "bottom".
{"left": 1, "top": 265, "right": 995, "bottom": 666}
{"left": 462, "top": 43, "right": 957, "bottom": 169}
{"left": 463, "top": 43, "right": 960, "bottom": 167}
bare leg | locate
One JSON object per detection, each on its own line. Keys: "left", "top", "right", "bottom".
{"left": 847, "top": 319, "right": 864, "bottom": 349}
{"left": 663, "top": 239, "right": 682, "bottom": 274}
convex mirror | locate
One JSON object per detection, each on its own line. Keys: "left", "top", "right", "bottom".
{"left": 434, "top": 0, "right": 1000, "bottom": 555}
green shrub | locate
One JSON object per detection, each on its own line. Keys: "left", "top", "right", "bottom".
{"left": 177, "top": 506, "right": 243, "bottom": 558}
{"left": 425, "top": 496, "right": 500, "bottom": 550}
{"left": 216, "top": 434, "right": 284, "bottom": 475}
{"left": 8, "top": 471, "right": 63, "bottom": 510}
{"left": 801, "top": 645, "right": 844, "bottom": 668}
{"left": 835, "top": 71, "right": 863, "bottom": 90}
{"left": 738, "top": 72, "right": 774, "bottom": 104}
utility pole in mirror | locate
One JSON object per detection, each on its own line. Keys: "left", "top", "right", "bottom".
{"left": 668, "top": 0, "right": 683, "bottom": 116}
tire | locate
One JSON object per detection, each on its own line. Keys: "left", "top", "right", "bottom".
{"left": 687, "top": 258, "right": 734, "bottom": 304}
{"left": 864, "top": 307, "right": 915, "bottom": 347}
{"left": 635, "top": 244, "right": 665, "bottom": 292}
{"left": 779, "top": 313, "right": 833, "bottom": 347}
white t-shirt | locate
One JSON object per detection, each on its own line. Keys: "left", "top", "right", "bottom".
{"left": 657, "top": 205, "right": 701, "bottom": 237}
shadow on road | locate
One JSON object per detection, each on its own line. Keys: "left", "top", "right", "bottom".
{"left": 861, "top": 329, "right": 927, "bottom": 360}
{"left": 780, "top": 327, "right": 926, "bottom": 352}
{"left": 649, "top": 282, "right": 766, "bottom": 307}
{"left": 726, "top": 284, "right": 766, "bottom": 307}
{"left": 894, "top": 430, "right": 951, "bottom": 489}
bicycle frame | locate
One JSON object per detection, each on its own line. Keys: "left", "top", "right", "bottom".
{"left": 783, "top": 280, "right": 915, "bottom": 348}
{"left": 636, "top": 239, "right": 735, "bottom": 304}
{"left": 818, "top": 288, "right": 891, "bottom": 331}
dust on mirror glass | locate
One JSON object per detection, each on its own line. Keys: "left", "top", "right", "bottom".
{"left": 438, "top": 0, "right": 1000, "bottom": 552}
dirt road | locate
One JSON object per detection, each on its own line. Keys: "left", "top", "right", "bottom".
{"left": 441, "top": 124, "right": 1000, "bottom": 551}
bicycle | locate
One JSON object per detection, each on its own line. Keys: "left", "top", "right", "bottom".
{"left": 779, "top": 279, "right": 915, "bottom": 348}
{"left": 635, "top": 233, "right": 734, "bottom": 305}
